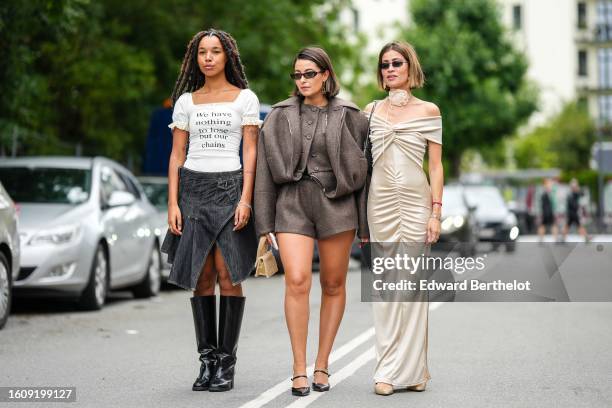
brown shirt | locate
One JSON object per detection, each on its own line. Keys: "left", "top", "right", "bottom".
{"left": 298, "top": 103, "right": 336, "bottom": 192}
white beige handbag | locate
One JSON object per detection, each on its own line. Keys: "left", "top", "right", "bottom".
{"left": 254, "top": 236, "right": 278, "bottom": 278}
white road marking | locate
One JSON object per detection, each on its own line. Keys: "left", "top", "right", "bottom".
{"left": 284, "top": 346, "right": 376, "bottom": 408}
{"left": 240, "top": 301, "right": 443, "bottom": 408}
{"left": 238, "top": 328, "right": 375, "bottom": 408}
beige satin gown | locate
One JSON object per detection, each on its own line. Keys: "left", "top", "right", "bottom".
{"left": 367, "top": 107, "right": 442, "bottom": 387}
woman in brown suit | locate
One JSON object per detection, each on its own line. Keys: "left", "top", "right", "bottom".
{"left": 254, "top": 47, "right": 369, "bottom": 397}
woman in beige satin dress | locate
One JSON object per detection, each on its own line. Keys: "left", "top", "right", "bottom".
{"left": 363, "top": 41, "right": 444, "bottom": 396}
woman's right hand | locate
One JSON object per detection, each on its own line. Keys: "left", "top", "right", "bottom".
{"left": 168, "top": 203, "right": 182, "bottom": 236}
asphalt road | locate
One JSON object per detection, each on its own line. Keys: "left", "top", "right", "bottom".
{"left": 1, "top": 238, "right": 611, "bottom": 408}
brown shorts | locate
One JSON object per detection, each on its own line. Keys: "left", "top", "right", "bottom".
{"left": 275, "top": 178, "right": 358, "bottom": 239}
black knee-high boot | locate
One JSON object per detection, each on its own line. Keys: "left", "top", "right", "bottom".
{"left": 190, "top": 296, "right": 217, "bottom": 391}
{"left": 208, "top": 295, "right": 245, "bottom": 392}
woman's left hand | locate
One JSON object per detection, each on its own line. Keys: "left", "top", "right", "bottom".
{"left": 233, "top": 203, "right": 251, "bottom": 231}
{"left": 426, "top": 217, "right": 441, "bottom": 244}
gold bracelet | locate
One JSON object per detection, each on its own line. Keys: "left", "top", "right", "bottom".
{"left": 237, "top": 202, "right": 252, "bottom": 210}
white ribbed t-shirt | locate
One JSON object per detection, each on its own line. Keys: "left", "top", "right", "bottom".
{"left": 169, "top": 89, "right": 263, "bottom": 172}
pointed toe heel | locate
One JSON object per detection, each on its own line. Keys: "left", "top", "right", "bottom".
{"left": 312, "top": 369, "right": 330, "bottom": 392}
{"left": 291, "top": 374, "right": 310, "bottom": 396}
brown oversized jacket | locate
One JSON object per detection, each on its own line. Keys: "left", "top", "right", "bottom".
{"left": 254, "top": 96, "right": 370, "bottom": 238}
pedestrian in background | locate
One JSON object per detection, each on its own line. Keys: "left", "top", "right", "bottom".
{"left": 537, "top": 178, "right": 558, "bottom": 243}
{"left": 254, "top": 47, "right": 369, "bottom": 397}
{"left": 363, "top": 41, "right": 443, "bottom": 396}
{"left": 161, "top": 29, "right": 262, "bottom": 392}
{"left": 562, "top": 178, "right": 590, "bottom": 243}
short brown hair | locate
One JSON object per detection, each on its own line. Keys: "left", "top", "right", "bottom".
{"left": 291, "top": 47, "right": 340, "bottom": 98}
{"left": 377, "top": 41, "right": 425, "bottom": 90}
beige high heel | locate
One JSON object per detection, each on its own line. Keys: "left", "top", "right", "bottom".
{"left": 407, "top": 382, "right": 426, "bottom": 392}
{"left": 374, "top": 382, "right": 394, "bottom": 396}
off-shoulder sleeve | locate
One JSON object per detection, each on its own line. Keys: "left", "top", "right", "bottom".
{"left": 168, "top": 94, "right": 190, "bottom": 131}
{"left": 423, "top": 116, "right": 443, "bottom": 145}
{"left": 240, "top": 89, "right": 264, "bottom": 128}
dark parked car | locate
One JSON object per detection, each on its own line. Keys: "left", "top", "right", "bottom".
{"left": 435, "top": 185, "right": 479, "bottom": 257}
{"left": 463, "top": 185, "right": 520, "bottom": 252}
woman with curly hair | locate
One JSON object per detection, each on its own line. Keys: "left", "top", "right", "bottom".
{"left": 162, "top": 29, "right": 262, "bottom": 393}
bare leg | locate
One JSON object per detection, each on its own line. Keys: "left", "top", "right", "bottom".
{"left": 278, "top": 233, "right": 315, "bottom": 389}
{"left": 314, "top": 229, "right": 355, "bottom": 386}
{"left": 578, "top": 225, "right": 590, "bottom": 242}
{"left": 214, "top": 246, "right": 243, "bottom": 296}
{"left": 537, "top": 224, "right": 545, "bottom": 243}
{"left": 193, "top": 249, "right": 217, "bottom": 296}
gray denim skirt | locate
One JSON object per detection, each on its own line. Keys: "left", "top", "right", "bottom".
{"left": 161, "top": 167, "right": 257, "bottom": 290}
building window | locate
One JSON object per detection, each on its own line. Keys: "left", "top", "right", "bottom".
{"left": 578, "top": 2, "right": 587, "bottom": 29}
{"left": 579, "top": 50, "right": 588, "bottom": 76}
{"left": 598, "top": 47, "right": 612, "bottom": 88}
{"left": 596, "top": 0, "right": 612, "bottom": 41}
{"left": 352, "top": 8, "right": 360, "bottom": 32}
{"left": 512, "top": 5, "right": 522, "bottom": 30}
{"left": 598, "top": 95, "right": 612, "bottom": 124}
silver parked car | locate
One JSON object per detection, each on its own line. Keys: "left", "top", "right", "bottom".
{"left": 0, "top": 182, "right": 20, "bottom": 329}
{"left": 137, "top": 176, "right": 171, "bottom": 279}
{"left": 0, "top": 157, "right": 162, "bottom": 310}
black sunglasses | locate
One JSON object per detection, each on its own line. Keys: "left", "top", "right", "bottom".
{"left": 379, "top": 60, "right": 408, "bottom": 70}
{"left": 290, "top": 70, "right": 324, "bottom": 80}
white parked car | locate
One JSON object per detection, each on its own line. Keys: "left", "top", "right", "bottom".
{"left": 137, "top": 176, "right": 171, "bottom": 279}
{"left": 0, "top": 181, "right": 20, "bottom": 329}
{"left": 0, "top": 157, "right": 161, "bottom": 310}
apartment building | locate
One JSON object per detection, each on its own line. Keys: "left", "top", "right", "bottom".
{"left": 348, "top": 0, "right": 612, "bottom": 128}
{"left": 498, "top": 0, "right": 612, "bottom": 128}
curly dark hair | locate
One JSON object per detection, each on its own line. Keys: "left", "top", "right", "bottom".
{"left": 170, "top": 29, "right": 249, "bottom": 104}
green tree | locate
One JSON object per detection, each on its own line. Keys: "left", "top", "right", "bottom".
{"left": 514, "top": 102, "right": 596, "bottom": 172}
{"left": 0, "top": 0, "right": 156, "bottom": 159}
{"left": 99, "top": 0, "right": 363, "bottom": 104}
{"left": 1, "top": 0, "right": 363, "bottom": 169}
{"left": 398, "top": 0, "right": 537, "bottom": 175}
